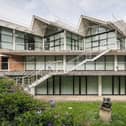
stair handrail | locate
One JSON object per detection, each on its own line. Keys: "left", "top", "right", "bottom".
{"left": 65, "top": 48, "right": 111, "bottom": 73}
{"left": 28, "top": 48, "right": 112, "bottom": 89}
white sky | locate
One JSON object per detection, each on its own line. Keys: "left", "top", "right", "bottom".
{"left": 0, "top": 0, "right": 126, "bottom": 27}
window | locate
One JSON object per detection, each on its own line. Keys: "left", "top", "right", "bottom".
{"left": 1, "top": 27, "right": 13, "bottom": 49}
{"left": 44, "top": 31, "right": 64, "bottom": 51}
{"left": 15, "top": 31, "right": 24, "bottom": 50}
{"left": 66, "top": 32, "right": 84, "bottom": 51}
{"left": 1, "top": 57, "right": 8, "bottom": 70}
{"left": 25, "top": 56, "right": 35, "bottom": 70}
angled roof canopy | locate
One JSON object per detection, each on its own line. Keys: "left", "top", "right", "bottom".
{"left": 78, "top": 15, "right": 126, "bottom": 37}
{"left": 31, "top": 15, "right": 83, "bottom": 37}
{"left": 0, "top": 15, "right": 125, "bottom": 37}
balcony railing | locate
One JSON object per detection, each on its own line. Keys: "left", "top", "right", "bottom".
{"left": 1, "top": 61, "right": 126, "bottom": 72}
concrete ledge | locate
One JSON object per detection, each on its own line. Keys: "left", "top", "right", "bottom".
{"left": 34, "top": 96, "right": 126, "bottom": 102}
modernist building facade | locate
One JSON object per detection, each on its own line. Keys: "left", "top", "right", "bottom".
{"left": 0, "top": 15, "right": 126, "bottom": 97}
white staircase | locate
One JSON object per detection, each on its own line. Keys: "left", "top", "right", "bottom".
{"left": 18, "top": 49, "right": 111, "bottom": 95}
{"left": 66, "top": 49, "right": 111, "bottom": 72}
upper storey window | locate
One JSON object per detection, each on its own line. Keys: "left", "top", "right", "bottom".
{"left": 85, "top": 25, "right": 116, "bottom": 51}
{"left": 87, "top": 25, "right": 107, "bottom": 36}
{"left": 15, "top": 31, "right": 25, "bottom": 50}
{"left": 15, "top": 30, "right": 43, "bottom": 51}
{"left": 66, "top": 32, "right": 84, "bottom": 51}
{"left": 0, "top": 27, "right": 13, "bottom": 50}
{"left": 44, "top": 31, "right": 64, "bottom": 51}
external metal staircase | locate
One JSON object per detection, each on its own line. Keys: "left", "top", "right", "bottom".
{"left": 16, "top": 49, "right": 112, "bottom": 95}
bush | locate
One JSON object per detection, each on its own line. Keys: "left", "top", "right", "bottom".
{"left": 0, "top": 78, "right": 46, "bottom": 126}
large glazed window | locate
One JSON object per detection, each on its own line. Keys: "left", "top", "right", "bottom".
{"left": 85, "top": 25, "right": 116, "bottom": 51}
{"left": 0, "top": 27, "right": 13, "bottom": 49}
{"left": 87, "top": 76, "right": 98, "bottom": 95}
{"left": 15, "top": 31, "right": 25, "bottom": 50}
{"left": 44, "top": 31, "right": 64, "bottom": 51}
{"left": 102, "top": 76, "right": 112, "bottom": 95}
{"left": 35, "top": 76, "right": 99, "bottom": 95}
{"left": 66, "top": 32, "right": 84, "bottom": 51}
{"left": 118, "top": 56, "right": 125, "bottom": 70}
{"left": 61, "top": 76, "right": 73, "bottom": 95}
{"left": 25, "top": 56, "right": 35, "bottom": 70}
{"left": 15, "top": 31, "right": 43, "bottom": 51}
{"left": 25, "top": 56, "right": 63, "bottom": 71}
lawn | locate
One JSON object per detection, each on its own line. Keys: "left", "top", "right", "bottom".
{"left": 45, "top": 102, "right": 126, "bottom": 126}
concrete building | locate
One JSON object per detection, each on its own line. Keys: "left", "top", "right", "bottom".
{"left": 1, "top": 15, "right": 126, "bottom": 101}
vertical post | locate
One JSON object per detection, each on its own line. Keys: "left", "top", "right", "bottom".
{"left": 13, "top": 29, "right": 16, "bottom": 50}
{"left": 98, "top": 76, "right": 102, "bottom": 96}
{"left": 114, "top": 55, "right": 118, "bottom": 71}
{"left": 64, "top": 30, "right": 66, "bottom": 50}
{"left": 63, "top": 55, "right": 66, "bottom": 72}
{"left": 115, "top": 30, "right": 118, "bottom": 49}
{"left": 42, "top": 38, "right": 45, "bottom": 50}
{"left": 125, "top": 39, "right": 126, "bottom": 50}
{"left": 30, "top": 87, "right": 35, "bottom": 95}
{"left": 22, "top": 77, "right": 25, "bottom": 86}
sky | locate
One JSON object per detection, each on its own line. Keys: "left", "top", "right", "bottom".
{"left": 0, "top": 0, "right": 126, "bottom": 28}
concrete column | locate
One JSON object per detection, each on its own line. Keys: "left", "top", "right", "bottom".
{"left": 115, "top": 30, "right": 118, "bottom": 50}
{"left": 64, "top": 30, "right": 66, "bottom": 50}
{"left": 63, "top": 55, "right": 66, "bottom": 72}
{"left": 42, "top": 38, "right": 45, "bottom": 50}
{"left": 114, "top": 55, "right": 118, "bottom": 71}
{"left": 13, "top": 29, "right": 16, "bottom": 50}
{"left": 98, "top": 76, "right": 102, "bottom": 96}
{"left": 30, "top": 87, "right": 35, "bottom": 96}
{"left": 125, "top": 39, "right": 126, "bottom": 49}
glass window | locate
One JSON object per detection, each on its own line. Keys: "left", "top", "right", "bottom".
{"left": 105, "top": 56, "right": 114, "bottom": 70}
{"left": 118, "top": 56, "right": 125, "bottom": 70}
{"left": 1, "top": 27, "right": 13, "bottom": 49}
{"left": 102, "top": 76, "right": 112, "bottom": 95}
{"left": 15, "top": 31, "right": 24, "bottom": 50}
{"left": 87, "top": 76, "right": 98, "bottom": 95}
{"left": 34, "top": 36, "right": 42, "bottom": 51}
{"left": 36, "top": 56, "right": 44, "bottom": 70}
{"left": 108, "top": 32, "right": 116, "bottom": 38}
{"left": 25, "top": 56, "right": 35, "bottom": 70}
{"left": 100, "top": 34, "right": 106, "bottom": 40}
{"left": 61, "top": 76, "right": 73, "bottom": 94}
{"left": 74, "top": 76, "right": 79, "bottom": 95}
{"left": 35, "top": 81, "right": 47, "bottom": 95}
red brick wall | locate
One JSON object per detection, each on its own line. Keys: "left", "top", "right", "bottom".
{"left": 9, "top": 55, "right": 24, "bottom": 72}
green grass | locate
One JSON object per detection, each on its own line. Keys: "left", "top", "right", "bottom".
{"left": 46, "top": 102, "right": 126, "bottom": 126}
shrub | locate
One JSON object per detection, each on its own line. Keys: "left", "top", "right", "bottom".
{"left": 0, "top": 78, "right": 46, "bottom": 125}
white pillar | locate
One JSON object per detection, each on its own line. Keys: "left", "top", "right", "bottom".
{"left": 64, "top": 30, "right": 66, "bottom": 50}
{"left": 98, "top": 76, "right": 102, "bottom": 96}
{"left": 125, "top": 39, "right": 126, "bottom": 49}
{"left": 30, "top": 87, "right": 35, "bottom": 96}
{"left": 13, "top": 29, "right": 16, "bottom": 50}
{"left": 42, "top": 38, "right": 45, "bottom": 50}
{"left": 115, "top": 30, "right": 118, "bottom": 50}
{"left": 114, "top": 55, "right": 118, "bottom": 71}
{"left": 63, "top": 55, "right": 66, "bottom": 72}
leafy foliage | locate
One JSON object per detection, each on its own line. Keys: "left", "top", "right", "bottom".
{"left": 0, "top": 77, "right": 46, "bottom": 126}
{"left": 0, "top": 77, "right": 126, "bottom": 126}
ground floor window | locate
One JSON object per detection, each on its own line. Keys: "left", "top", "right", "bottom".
{"left": 102, "top": 76, "right": 126, "bottom": 95}
{"left": 35, "top": 76, "right": 98, "bottom": 95}
{"left": 1, "top": 57, "right": 8, "bottom": 70}
{"left": 35, "top": 75, "right": 126, "bottom": 96}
